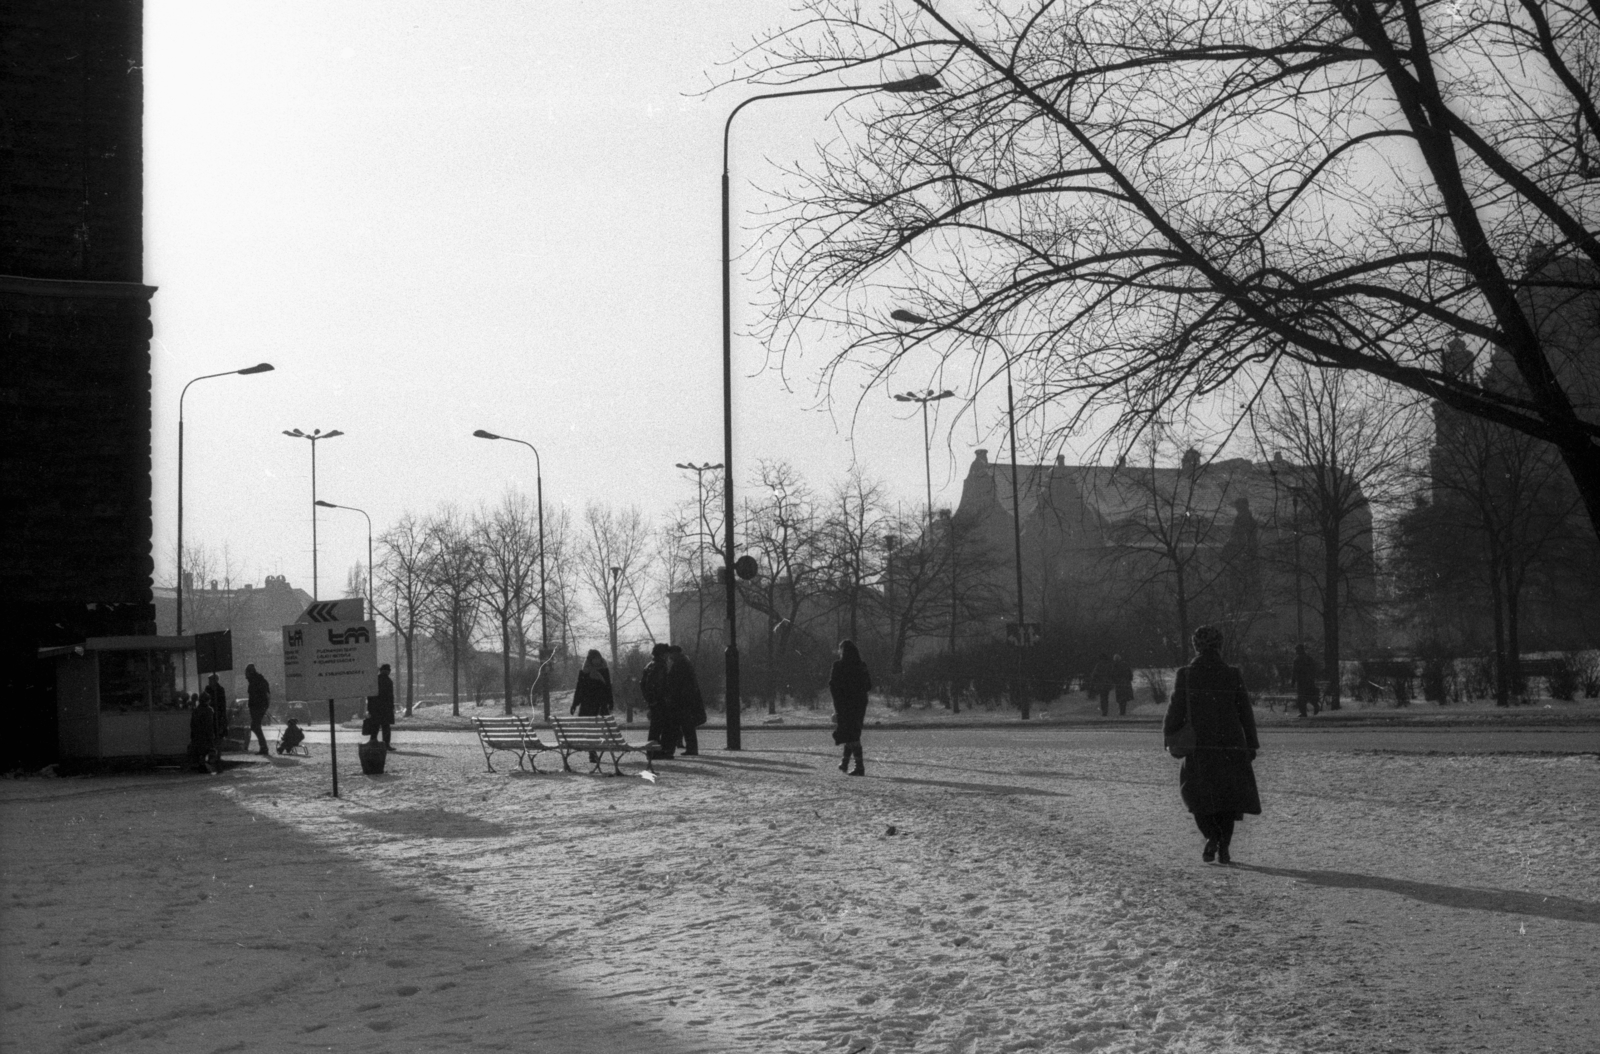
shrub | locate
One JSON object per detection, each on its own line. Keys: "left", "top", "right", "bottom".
{"left": 1548, "top": 656, "right": 1579, "bottom": 702}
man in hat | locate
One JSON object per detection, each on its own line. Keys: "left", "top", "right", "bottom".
{"left": 368, "top": 663, "right": 397, "bottom": 751}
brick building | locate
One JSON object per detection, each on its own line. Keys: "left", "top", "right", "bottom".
{"left": 2, "top": 1, "right": 156, "bottom": 765}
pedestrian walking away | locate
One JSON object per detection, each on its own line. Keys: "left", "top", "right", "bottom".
{"left": 1162, "top": 624, "right": 1262, "bottom": 865}
{"left": 1111, "top": 653, "right": 1135, "bottom": 716}
{"left": 369, "top": 663, "right": 397, "bottom": 750}
{"left": 640, "top": 643, "right": 674, "bottom": 758}
{"left": 1292, "top": 643, "right": 1320, "bottom": 717}
{"left": 571, "top": 650, "right": 615, "bottom": 716}
{"left": 828, "top": 639, "right": 873, "bottom": 776}
{"left": 244, "top": 663, "right": 271, "bottom": 757}
{"left": 1087, "top": 652, "right": 1113, "bottom": 716}
{"left": 572, "top": 650, "right": 615, "bottom": 765}
{"left": 665, "top": 645, "right": 706, "bottom": 756}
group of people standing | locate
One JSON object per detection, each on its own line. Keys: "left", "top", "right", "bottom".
{"left": 569, "top": 644, "right": 708, "bottom": 759}
{"left": 1085, "top": 652, "right": 1136, "bottom": 716}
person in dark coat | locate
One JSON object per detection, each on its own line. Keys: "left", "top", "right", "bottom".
{"left": 828, "top": 639, "right": 873, "bottom": 776}
{"left": 244, "top": 664, "right": 271, "bottom": 757}
{"left": 665, "top": 645, "right": 705, "bottom": 757}
{"left": 1087, "top": 652, "right": 1112, "bottom": 716}
{"left": 640, "top": 643, "right": 674, "bottom": 758}
{"left": 188, "top": 695, "right": 219, "bottom": 773}
{"left": 1292, "top": 644, "right": 1320, "bottom": 717}
{"left": 1111, "top": 653, "right": 1135, "bottom": 716}
{"left": 201, "top": 673, "right": 229, "bottom": 741}
{"left": 368, "top": 663, "right": 397, "bottom": 750}
{"left": 571, "top": 650, "right": 615, "bottom": 716}
{"left": 1163, "top": 624, "right": 1262, "bottom": 864}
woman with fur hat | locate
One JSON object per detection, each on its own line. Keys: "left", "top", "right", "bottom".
{"left": 1162, "top": 624, "right": 1261, "bottom": 864}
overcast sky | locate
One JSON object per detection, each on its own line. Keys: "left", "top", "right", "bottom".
{"left": 144, "top": 1, "right": 1096, "bottom": 606}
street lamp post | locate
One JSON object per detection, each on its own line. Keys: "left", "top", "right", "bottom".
{"left": 314, "top": 500, "right": 372, "bottom": 616}
{"left": 177, "top": 362, "right": 273, "bottom": 637}
{"left": 282, "top": 428, "right": 344, "bottom": 600}
{"left": 472, "top": 430, "right": 550, "bottom": 721}
{"left": 892, "top": 308, "right": 1029, "bottom": 718}
{"left": 892, "top": 388, "right": 955, "bottom": 704}
{"left": 721, "top": 72, "right": 940, "bottom": 750}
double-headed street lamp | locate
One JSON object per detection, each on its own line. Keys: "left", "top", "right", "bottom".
{"left": 472, "top": 429, "right": 550, "bottom": 721}
{"left": 314, "top": 500, "right": 372, "bottom": 614}
{"left": 721, "top": 72, "right": 941, "bottom": 750}
{"left": 892, "top": 389, "right": 955, "bottom": 539}
{"left": 176, "top": 362, "right": 274, "bottom": 636}
{"left": 892, "top": 387, "right": 957, "bottom": 706}
{"left": 892, "top": 308, "right": 1029, "bottom": 717}
{"left": 282, "top": 428, "right": 344, "bottom": 601}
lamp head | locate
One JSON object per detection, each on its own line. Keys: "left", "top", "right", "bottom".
{"left": 892, "top": 393, "right": 913, "bottom": 403}
{"left": 238, "top": 363, "right": 274, "bottom": 375}
{"left": 881, "top": 73, "right": 942, "bottom": 93}
{"left": 935, "top": 389, "right": 956, "bottom": 400}
{"left": 315, "top": 500, "right": 337, "bottom": 509}
{"left": 473, "top": 429, "right": 501, "bottom": 440}
{"left": 323, "top": 429, "right": 344, "bottom": 439}
{"left": 283, "top": 428, "right": 305, "bottom": 438}
{"left": 891, "top": 309, "right": 930, "bottom": 325}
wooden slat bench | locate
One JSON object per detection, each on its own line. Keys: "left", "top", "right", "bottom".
{"left": 550, "top": 714, "right": 655, "bottom": 776}
{"left": 471, "top": 716, "right": 554, "bottom": 773}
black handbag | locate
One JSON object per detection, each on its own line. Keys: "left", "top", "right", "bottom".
{"left": 1165, "top": 674, "right": 1197, "bottom": 758}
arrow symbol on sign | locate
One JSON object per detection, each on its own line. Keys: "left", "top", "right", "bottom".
{"left": 305, "top": 602, "right": 339, "bottom": 623}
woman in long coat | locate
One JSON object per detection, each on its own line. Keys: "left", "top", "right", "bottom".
{"left": 1162, "top": 624, "right": 1261, "bottom": 864}
{"left": 828, "top": 639, "right": 873, "bottom": 776}
{"left": 571, "top": 650, "right": 614, "bottom": 716}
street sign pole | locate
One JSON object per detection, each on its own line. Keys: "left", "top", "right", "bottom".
{"left": 327, "top": 698, "right": 339, "bottom": 798}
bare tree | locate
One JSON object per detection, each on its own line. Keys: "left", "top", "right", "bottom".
{"left": 376, "top": 512, "right": 440, "bottom": 717}
{"left": 576, "top": 501, "right": 655, "bottom": 719}
{"left": 1251, "top": 368, "right": 1421, "bottom": 707}
{"left": 472, "top": 492, "right": 541, "bottom": 716}
{"left": 424, "top": 508, "right": 482, "bottom": 718}
{"left": 739, "top": 461, "right": 832, "bottom": 712}
{"left": 818, "top": 468, "right": 894, "bottom": 643}
{"left": 1096, "top": 441, "right": 1241, "bottom": 664}
{"left": 1410, "top": 397, "right": 1584, "bottom": 703}
{"left": 736, "top": 0, "right": 1600, "bottom": 541}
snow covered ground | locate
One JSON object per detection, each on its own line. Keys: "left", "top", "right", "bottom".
{"left": 3, "top": 728, "right": 1596, "bottom": 1053}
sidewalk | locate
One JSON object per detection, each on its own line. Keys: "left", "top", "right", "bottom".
{"left": 364, "top": 694, "right": 1600, "bottom": 733}
{"left": 4, "top": 733, "right": 1596, "bottom": 1053}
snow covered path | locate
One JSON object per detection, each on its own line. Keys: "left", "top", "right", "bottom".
{"left": 3, "top": 734, "right": 1596, "bottom": 1053}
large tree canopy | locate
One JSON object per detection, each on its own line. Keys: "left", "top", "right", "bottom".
{"left": 739, "top": 0, "right": 1600, "bottom": 539}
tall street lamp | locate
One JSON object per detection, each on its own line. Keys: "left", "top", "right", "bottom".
{"left": 893, "top": 307, "right": 1030, "bottom": 718}
{"left": 314, "top": 500, "right": 372, "bottom": 615}
{"left": 891, "top": 389, "right": 955, "bottom": 540}
{"left": 721, "top": 71, "right": 941, "bottom": 750}
{"left": 282, "top": 427, "right": 344, "bottom": 601}
{"left": 675, "top": 461, "right": 722, "bottom": 661}
{"left": 177, "top": 362, "right": 273, "bottom": 637}
{"left": 472, "top": 429, "right": 550, "bottom": 721}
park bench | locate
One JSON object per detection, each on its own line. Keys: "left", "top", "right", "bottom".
{"left": 471, "top": 715, "right": 554, "bottom": 773}
{"left": 550, "top": 714, "right": 655, "bottom": 776}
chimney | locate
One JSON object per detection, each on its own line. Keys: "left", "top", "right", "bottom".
{"left": 973, "top": 449, "right": 989, "bottom": 465}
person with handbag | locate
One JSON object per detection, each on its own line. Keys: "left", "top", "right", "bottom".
{"left": 1162, "top": 624, "right": 1261, "bottom": 864}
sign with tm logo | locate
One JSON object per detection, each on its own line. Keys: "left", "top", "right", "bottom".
{"left": 283, "top": 620, "right": 378, "bottom": 700}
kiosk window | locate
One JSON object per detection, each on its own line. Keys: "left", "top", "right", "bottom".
{"left": 99, "top": 651, "right": 151, "bottom": 712}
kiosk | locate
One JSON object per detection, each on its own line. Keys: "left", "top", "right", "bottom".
{"left": 41, "top": 636, "right": 200, "bottom": 760}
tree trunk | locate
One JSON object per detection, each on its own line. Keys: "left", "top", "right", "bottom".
{"left": 1322, "top": 526, "right": 1341, "bottom": 711}
{"left": 1488, "top": 547, "right": 1509, "bottom": 707}
{"left": 450, "top": 626, "right": 461, "bottom": 718}
{"left": 403, "top": 630, "right": 415, "bottom": 717}
{"left": 501, "top": 618, "right": 514, "bottom": 716}
{"left": 1505, "top": 563, "right": 1523, "bottom": 705}
{"left": 1556, "top": 440, "right": 1600, "bottom": 547}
